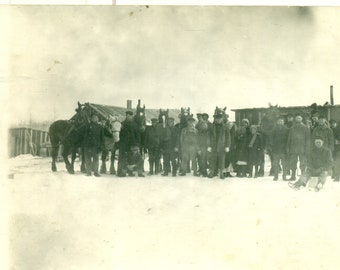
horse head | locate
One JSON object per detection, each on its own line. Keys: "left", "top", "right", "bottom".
{"left": 214, "top": 106, "right": 228, "bottom": 123}
{"left": 178, "top": 107, "right": 192, "bottom": 128}
{"left": 74, "top": 102, "right": 90, "bottom": 127}
{"left": 158, "top": 109, "right": 169, "bottom": 128}
{"left": 134, "top": 99, "right": 146, "bottom": 132}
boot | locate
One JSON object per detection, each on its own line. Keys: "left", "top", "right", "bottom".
{"left": 109, "top": 163, "right": 116, "bottom": 175}
{"left": 219, "top": 171, "right": 224, "bottom": 179}
{"left": 273, "top": 174, "right": 278, "bottom": 181}
{"left": 226, "top": 172, "right": 233, "bottom": 178}
{"left": 208, "top": 170, "right": 214, "bottom": 178}
{"left": 289, "top": 169, "right": 296, "bottom": 181}
{"left": 148, "top": 162, "right": 154, "bottom": 175}
{"left": 100, "top": 163, "right": 107, "bottom": 174}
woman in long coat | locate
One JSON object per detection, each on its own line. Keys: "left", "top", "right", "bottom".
{"left": 235, "top": 118, "right": 251, "bottom": 177}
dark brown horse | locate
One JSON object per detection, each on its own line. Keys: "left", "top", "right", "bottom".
{"left": 49, "top": 103, "right": 89, "bottom": 174}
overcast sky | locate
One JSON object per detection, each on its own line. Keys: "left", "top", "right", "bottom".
{"left": 3, "top": 6, "right": 340, "bottom": 123}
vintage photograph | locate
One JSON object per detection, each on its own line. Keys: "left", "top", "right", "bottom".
{"left": 4, "top": 5, "right": 340, "bottom": 269}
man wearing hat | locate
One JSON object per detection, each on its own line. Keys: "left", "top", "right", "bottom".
{"left": 286, "top": 114, "right": 310, "bottom": 180}
{"left": 285, "top": 114, "right": 294, "bottom": 129}
{"left": 145, "top": 118, "right": 160, "bottom": 175}
{"left": 179, "top": 116, "right": 198, "bottom": 176}
{"left": 289, "top": 136, "right": 333, "bottom": 191}
{"left": 270, "top": 116, "right": 289, "bottom": 180}
{"left": 330, "top": 120, "right": 340, "bottom": 180}
{"left": 117, "top": 110, "right": 140, "bottom": 177}
{"left": 207, "top": 111, "right": 231, "bottom": 179}
{"left": 196, "top": 113, "right": 211, "bottom": 177}
{"left": 83, "top": 114, "right": 105, "bottom": 177}
{"left": 161, "top": 117, "right": 180, "bottom": 176}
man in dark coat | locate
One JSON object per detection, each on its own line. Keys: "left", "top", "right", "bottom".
{"left": 286, "top": 114, "right": 310, "bottom": 180}
{"left": 117, "top": 111, "right": 140, "bottom": 177}
{"left": 196, "top": 113, "right": 211, "bottom": 177}
{"left": 289, "top": 137, "right": 333, "bottom": 191}
{"left": 162, "top": 117, "right": 180, "bottom": 176}
{"left": 145, "top": 118, "right": 161, "bottom": 175}
{"left": 83, "top": 114, "right": 105, "bottom": 177}
{"left": 311, "top": 116, "right": 334, "bottom": 153}
{"left": 270, "top": 117, "right": 289, "bottom": 181}
{"left": 207, "top": 112, "right": 231, "bottom": 179}
{"left": 247, "top": 125, "right": 264, "bottom": 178}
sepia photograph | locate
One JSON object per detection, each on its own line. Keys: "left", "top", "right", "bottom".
{"left": 3, "top": 5, "right": 340, "bottom": 269}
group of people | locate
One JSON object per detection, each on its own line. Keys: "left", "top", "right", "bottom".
{"left": 80, "top": 109, "right": 340, "bottom": 190}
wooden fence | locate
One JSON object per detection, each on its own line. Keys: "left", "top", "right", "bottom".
{"left": 8, "top": 128, "right": 51, "bottom": 158}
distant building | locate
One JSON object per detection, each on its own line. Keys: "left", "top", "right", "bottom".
{"left": 232, "top": 104, "right": 340, "bottom": 126}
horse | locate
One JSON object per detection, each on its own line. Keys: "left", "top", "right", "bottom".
{"left": 177, "top": 107, "right": 193, "bottom": 129}
{"left": 49, "top": 102, "right": 89, "bottom": 174}
{"left": 100, "top": 115, "right": 121, "bottom": 174}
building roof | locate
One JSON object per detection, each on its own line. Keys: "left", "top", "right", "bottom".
{"left": 74, "top": 103, "right": 181, "bottom": 124}
{"left": 231, "top": 104, "right": 340, "bottom": 112}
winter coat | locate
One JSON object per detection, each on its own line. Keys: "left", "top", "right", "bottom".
{"left": 119, "top": 120, "right": 140, "bottom": 150}
{"left": 180, "top": 126, "right": 198, "bottom": 151}
{"left": 208, "top": 122, "right": 231, "bottom": 152}
{"left": 270, "top": 124, "right": 289, "bottom": 154}
{"left": 196, "top": 120, "right": 211, "bottom": 148}
{"left": 308, "top": 146, "right": 333, "bottom": 172}
{"left": 248, "top": 132, "right": 264, "bottom": 165}
{"left": 286, "top": 123, "right": 310, "bottom": 155}
{"left": 235, "top": 126, "right": 251, "bottom": 162}
{"left": 312, "top": 125, "right": 334, "bottom": 152}
{"left": 82, "top": 122, "right": 105, "bottom": 150}
{"left": 145, "top": 126, "right": 160, "bottom": 150}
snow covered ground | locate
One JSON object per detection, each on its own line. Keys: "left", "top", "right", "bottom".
{"left": 6, "top": 155, "right": 340, "bottom": 270}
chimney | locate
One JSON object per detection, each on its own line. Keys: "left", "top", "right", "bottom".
{"left": 127, "top": 100, "right": 132, "bottom": 110}
{"left": 330, "top": 85, "right": 334, "bottom": 105}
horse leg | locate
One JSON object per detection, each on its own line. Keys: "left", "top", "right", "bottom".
{"left": 62, "top": 145, "right": 73, "bottom": 174}
{"left": 109, "top": 148, "right": 116, "bottom": 175}
{"left": 51, "top": 143, "right": 59, "bottom": 172}
{"left": 70, "top": 148, "right": 77, "bottom": 174}
{"left": 80, "top": 147, "right": 86, "bottom": 173}
{"left": 100, "top": 149, "right": 107, "bottom": 174}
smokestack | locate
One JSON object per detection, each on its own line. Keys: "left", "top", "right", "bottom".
{"left": 330, "top": 85, "right": 334, "bottom": 105}
{"left": 127, "top": 100, "right": 132, "bottom": 110}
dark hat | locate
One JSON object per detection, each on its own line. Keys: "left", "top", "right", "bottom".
{"left": 314, "top": 136, "right": 324, "bottom": 141}
{"left": 295, "top": 113, "right": 303, "bottom": 118}
{"left": 187, "top": 117, "right": 195, "bottom": 122}
{"left": 196, "top": 113, "right": 202, "bottom": 117}
{"left": 126, "top": 110, "right": 133, "bottom": 116}
{"left": 287, "top": 114, "right": 293, "bottom": 118}
{"left": 330, "top": 119, "right": 337, "bottom": 124}
{"left": 202, "top": 113, "right": 209, "bottom": 118}
{"left": 151, "top": 118, "right": 158, "bottom": 122}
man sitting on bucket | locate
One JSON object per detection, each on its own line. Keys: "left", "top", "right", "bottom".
{"left": 289, "top": 136, "right": 333, "bottom": 191}
{"left": 127, "top": 145, "right": 145, "bottom": 177}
